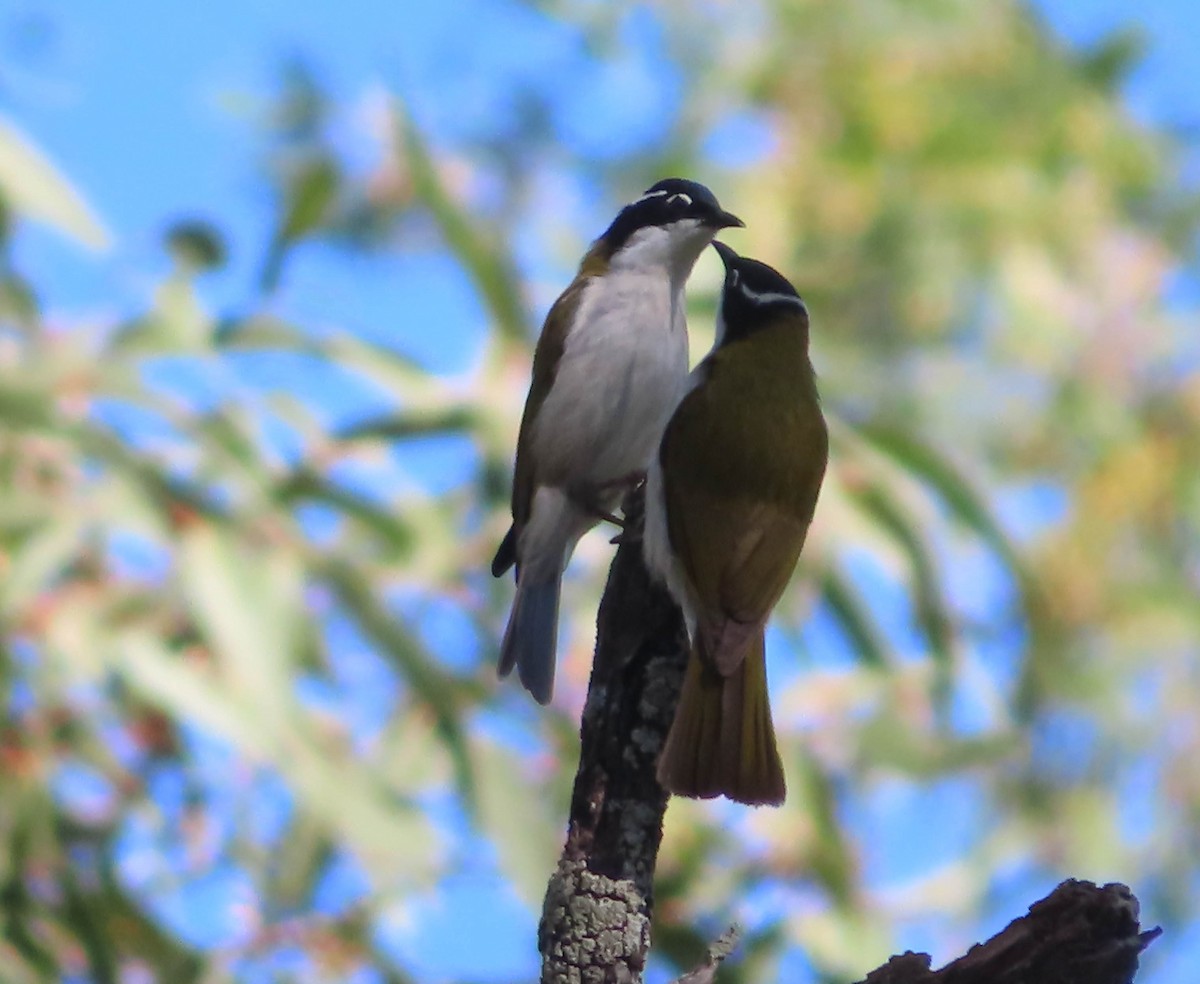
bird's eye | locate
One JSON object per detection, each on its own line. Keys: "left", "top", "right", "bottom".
{"left": 667, "top": 193, "right": 693, "bottom": 206}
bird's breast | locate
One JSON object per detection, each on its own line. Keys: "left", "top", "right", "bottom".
{"left": 531, "top": 270, "right": 689, "bottom": 494}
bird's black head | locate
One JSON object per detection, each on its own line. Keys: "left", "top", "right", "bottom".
{"left": 599, "top": 178, "right": 743, "bottom": 258}
{"left": 712, "top": 241, "right": 808, "bottom": 342}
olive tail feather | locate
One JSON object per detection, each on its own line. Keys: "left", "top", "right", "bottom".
{"left": 657, "top": 636, "right": 785, "bottom": 806}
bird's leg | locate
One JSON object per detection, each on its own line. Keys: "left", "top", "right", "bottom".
{"left": 579, "top": 471, "right": 646, "bottom": 530}
{"left": 590, "top": 506, "right": 627, "bottom": 528}
{"left": 599, "top": 471, "right": 650, "bottom": 545}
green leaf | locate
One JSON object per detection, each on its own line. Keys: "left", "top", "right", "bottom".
{"left": 177, "top": 523, "right": 302, "bottom": 731}
{"left": 192, "top": 407, "right": 271, "bottom": 475}
{"left": 393, "top": 105, "right": 531, "bottom": 345}
{"left": 215, "top": 315, "right": 435, "bottom": 405}
{"left": 165, "top": 219, "right": 227, "bottom": 272}
{"left": 0, "top": 273, "right": 39, "bottom": 329}
{"left": 213, "top": 313, "right": 318, "bottom": 352}
{"left": 0, "top": 517, "right": 86, "bottom": 621}
{"left": 820, "top": 565, "right": 891, "bottom": 668}
{"left": 320, "top": 559, "right": 482, "bottom": 811}
{"left": 790, "top": 749, "right": 856, "bottom": 907}
{"left": 0, "top": 115, "right": 110, "bottom": 251}
{"left": 261, "top": 156, "right": 340, "bottom": 291}
{"left": 846, "top": 482, "right": 957, "bottom": 674}
{"left": 0, "top": 377, "right": 55, "bottom": 429}
{"left": 473, "top": 739, "right": 560, "bottom": 903}
{"left": 279, "top": 157, "right": 340, "bottom": 243}
{"left": 858, "top": 700, "right": 1017, "bottom": 776}
{"left": 114, "top": 633, "right": 276, "bottom": 755}
{"left": 114, "top": 632, "right": 441, "bottom": 885}
{"left": 72, "top": 422, "right": 226, "bottom": 522}
{"left": 276, "top": 468, "right": 415, "bottom": 557}
{"left": 152, "top": 274, "right": 212, "bottom": 349}
{"left": 856, "top": 422, "right": 1028, "bottom": 581}
{"left": 336, "top": 407, "right": 479, "bottom": 442}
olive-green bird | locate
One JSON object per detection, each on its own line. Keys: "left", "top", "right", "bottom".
{"left": 643, "top": 241, "right": 828, "bottom": 806}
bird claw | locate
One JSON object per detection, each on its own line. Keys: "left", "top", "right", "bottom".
{"left": 584, "top": 472, "right": 646, "bottom": 529}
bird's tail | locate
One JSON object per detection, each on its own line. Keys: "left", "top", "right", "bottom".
{"left": 657, "top": 633, "right": 785, "bottom": 806}
{"left": 497, "top": 570, "right": 563, "bottom": 705}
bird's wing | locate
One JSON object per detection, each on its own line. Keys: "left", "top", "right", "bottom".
{"left": 704, "top": 499, "right": 811, "bottom": 674}
{"left": 509, "top": 260, "right": 599, "bottom": 534}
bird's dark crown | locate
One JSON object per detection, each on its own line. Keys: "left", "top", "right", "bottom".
{"left": 598, "top": 178, "right": 740, "bottom": 256}
{"left": 713, "top": 242, "right": 808, "bottom": 338}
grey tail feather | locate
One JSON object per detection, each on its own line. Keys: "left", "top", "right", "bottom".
{"left": 496, "top": 574, "right": 562, "bottom": 705}
{"left": 491, "top": 526, "right": 517, "bottom": 578}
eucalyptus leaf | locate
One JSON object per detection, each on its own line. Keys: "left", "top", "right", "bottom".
{"left": 392, "top": 105, "right": 531, "bottom": 345}
{"left": 177, "top": 522, "right": 303, "bottom": 730}
{"left": 320, "top": 559, "right": 482, "bottom": 812}
{"left": 473, "top": 739, "right": 560, "bottom": 904}
{"left": 0, "top": 115, "right": 110, "bottom": 251}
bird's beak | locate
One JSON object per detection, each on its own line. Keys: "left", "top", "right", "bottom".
{"left": 711, "top": 240, "right": 738, "bottom": 268}
{"left": 714, "top": 209, "right": 745, "bottom": 230}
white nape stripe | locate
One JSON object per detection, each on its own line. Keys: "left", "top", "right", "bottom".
{"left": 633, "top": 189, "right": 670, "bottom": 204}
{"left": 737, "top": 282, "right": 807, "bottom": 310}
{"left": 667, "top": 193, "right": 692, "bottom": 205}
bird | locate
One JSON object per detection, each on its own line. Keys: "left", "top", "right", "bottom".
{"left": 492, "top": 178, "right": 744, "bottom": 705}
{"left": 643, "top": 241, "right": 828, "bottom": 805}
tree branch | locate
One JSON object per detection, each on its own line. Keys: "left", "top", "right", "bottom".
{"left": 856, "top": 879, "right": 1160, "bottom": 984}
{"left": 538, "top": 489, "right": 688, "bottom": 983}
{"left": 535, "top": 492, "right": 1160, "bottom": 984}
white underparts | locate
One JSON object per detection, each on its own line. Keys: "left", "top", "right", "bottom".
{"left": 643, "top": 447, "right": 697, "bottom": 637}
{"left": 518, "top": 486, "right": 588, "bottom": 582}
{"left": 611, "top": 221, "right": 712, "bottom": 283}
{"left": 530, "top": 263, "right": 690, "bottom": 494}
{"left": 518, "top": 220, "right": 716, "bottom": 595}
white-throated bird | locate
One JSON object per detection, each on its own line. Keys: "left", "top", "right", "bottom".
{"left": 644, "top": 241, "right": 828, "bottom": 805}
{"left": 493, "top": 179, "right": 744, "bottom": 704}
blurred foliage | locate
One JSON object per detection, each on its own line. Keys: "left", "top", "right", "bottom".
{"left": 1, "top": 0, "right": 1198, "bottom": 982}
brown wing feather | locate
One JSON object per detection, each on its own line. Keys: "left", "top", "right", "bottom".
{"left": 509, "top": 246, "right": 607, "bottom": 534}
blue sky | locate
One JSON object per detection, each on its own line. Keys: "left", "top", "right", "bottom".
{"left": 6, "top": 1, "right": 1197, "bottom": 981}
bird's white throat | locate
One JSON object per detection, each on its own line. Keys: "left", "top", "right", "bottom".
{"left": 609, "top": 219, "right": 713, "bottom": 286}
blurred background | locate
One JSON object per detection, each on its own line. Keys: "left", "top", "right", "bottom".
{"left": 1, "top": 0, "right": 1198, "bottom": 981}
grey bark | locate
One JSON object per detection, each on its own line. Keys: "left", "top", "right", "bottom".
{"left": 538, "top": 490, "right": 688, "bottom": 984}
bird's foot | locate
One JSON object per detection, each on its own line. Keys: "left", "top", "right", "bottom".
{"left": 590, "top": 507, "right": 626, "bottom": 528}
{"left": 609, "top": 527, "right": 643, "bottom": 546}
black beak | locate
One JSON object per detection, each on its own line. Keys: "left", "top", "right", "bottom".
{"left": 713, "top": 209, "right": 744, "bottom": 230}
{"left": 711, "top": 240, "right": 739, "bottom": 268}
